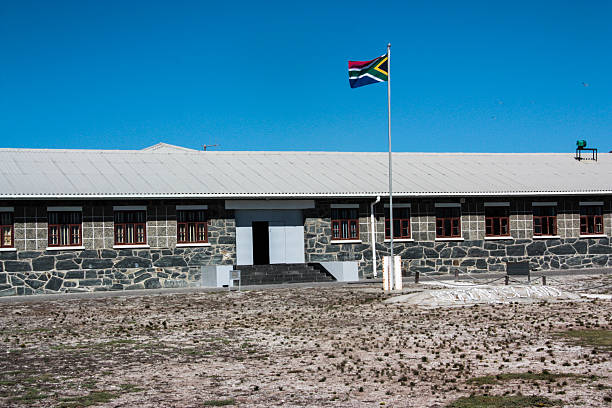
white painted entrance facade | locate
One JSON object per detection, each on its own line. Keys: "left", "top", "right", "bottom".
{"left": 226, "top": 200, "right": 314, "bottom": 266}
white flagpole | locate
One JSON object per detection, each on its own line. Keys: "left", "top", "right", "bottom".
{"left": 387, "top": 43, "right": 394, "bottom": 289}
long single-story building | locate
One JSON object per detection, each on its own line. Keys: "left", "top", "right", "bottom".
{"left": 0, "top": 142, "right": 611, "bottom": 295}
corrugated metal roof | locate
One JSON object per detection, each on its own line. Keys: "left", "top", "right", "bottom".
{"left": 0, "top": 148, "right": 611, "bottom": 198}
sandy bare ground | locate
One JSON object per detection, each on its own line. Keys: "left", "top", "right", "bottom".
{"left": 0, "top": 274, "right": 610, "bottom": 407}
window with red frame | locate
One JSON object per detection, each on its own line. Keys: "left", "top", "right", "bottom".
{"left": 580, "top": 206, "right": 604, "bottom": 235}
{"left": 114, "top": 211, "right": 146, "bottom": 245}
{"left": 436, "top": 207, "right": 461, "bottom": 238}
{"left": 177, "top": 210, "right": 208, "bottom": 243}
{"left": 331, "top": 208, "right": 359, "bottom": 240}
{"left": 485, "top": 207, "right": 510, "bottom": 237}
{"left": 48, "top": 211, "right": 82, "bottom": 247}
{"left": 385, "top": 207, "right": 411, "bottom": 239}
{"left": 533, "top": 206, "right": 557, "bottom": 236}
{"left": 0, "top": 212, "right": 13, "bottom": 248}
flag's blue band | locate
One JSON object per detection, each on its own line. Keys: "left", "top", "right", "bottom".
{"left": 349, "top": 76, "right": 383, "bottom": 89}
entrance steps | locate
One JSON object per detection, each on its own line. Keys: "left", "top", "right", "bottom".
{"left": 234, "top": 263, "right": 336, "bottom": 285}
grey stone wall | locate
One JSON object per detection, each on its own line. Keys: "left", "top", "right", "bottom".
{"left": 378, "top": 237, "right": 612, "bottom": 276}
{"left": 304, "top": 197, "right": 612, "bottom": 278}
{"left": 0, "top": 200, "right": 236, "bottom": 296}
{"left": 0, "top": 244, "right": 236, "bottom": 296}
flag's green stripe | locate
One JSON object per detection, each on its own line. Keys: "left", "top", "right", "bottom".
{"left": 349, "top": 67, "right": 387, "bottom": 78}
{"left": 369, "top": 69, "right": 388, "bottom": 81}
{"left": 350, "top": 67, "right": 388, "bottom": 81}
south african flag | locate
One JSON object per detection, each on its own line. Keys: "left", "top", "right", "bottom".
{"left": 348, "top": 54, "right": 388, "bottom": 88}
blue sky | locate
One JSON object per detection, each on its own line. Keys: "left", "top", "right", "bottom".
{"left": 1, "top": 1, "right": 610, "bottom": 152}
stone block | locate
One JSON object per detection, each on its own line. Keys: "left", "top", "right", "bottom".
{"left": 114, "top": 257, "right": 152, "bottom": 269}
{"left": 565, "top": 257, "right": 582, "bottom": 266}
{"left": 506, "top": 245, "right": 525, "bottom": 256}
{"left": 55, "top": 253, "right": 76, "bottom": 260}
{"left": 402, "top": 246, "right": 423, "bottom": 259}
{"left": 526, "top": 241, "right": 546, "bottom": 256}
{"left": 548, "top": 244, "right": 576, "bottom": 255}
{"left": 79, "top": 250, "right": 99, "bottom": 259}
{"left": 144, "top": 277, "right": 161, "bottom": 289}
{"left": 65, "top": 270, "right": 84, "bottom": 279}
{"left": 154, "top": 256, "right": 187, "bottom": 268}
{"left": 589, "top": 244, "right": 612, "bottom": 254}
{"left": 45, "top": 276, "right": 63, "bottom": 291}
{"left": 79, "top": 279, "right": 102, "bottom": 287}
{"left": 136, "top": 250, "right": 150, "bottom": 258}
{"left": 100, "top": 249, "right": 117, "bottom": 258}
{"left": 56, "top": 260, "right": 79, "bottom": 270}
{"left": 592, "top": 255, "right": 608, "bottom": 265}
{"left": 82, "top": 259, "right": 114, "bottom": 269}
{"left": 467, "top": 247, "right": 488, "bottom": 257}
{"left": 18, "top": 251, "right": 41, "bottom": 259}
{"left": 4, "top": 261, "right": 31, "bottom": 272}
{"left": 0, "top": 251, "right": 17, "bottom": 260}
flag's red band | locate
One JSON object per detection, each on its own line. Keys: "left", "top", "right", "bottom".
{"left": 348, "top": 58, "right": 380, "bottom": 69}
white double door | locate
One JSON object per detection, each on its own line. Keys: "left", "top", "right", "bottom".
{"left": 235, "top": 209, "right": 305, "bottom": 265}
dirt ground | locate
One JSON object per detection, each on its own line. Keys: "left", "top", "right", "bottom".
{"left": 0, "top": 274, "right": 610, "bottom": 407}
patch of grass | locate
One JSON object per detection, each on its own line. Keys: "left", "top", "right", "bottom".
{"left": 467, "top": 371, "right": 590, "bottom": 386}
{"left": 55, "top": 383, "right": 143, "bottom": 407}
{"left": 447, "top": 394, "right": 562, "bottom": 408}
{"left": 182, "top": 347, "right": 213, "bottom": 357}
{"left": 119, "top": 383, "right": 144, "bottom": 393}
{"left": 57, "top": 391, "right": 118, "bottom": 408}
{"left": 9, "top": 388, "right": 49, "bottom": 403}
{"left": 557, "top": 329, "right": 612, "bottom": 350}
{"left": 202, "top": 398, "right": 236, "bottom": 406}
